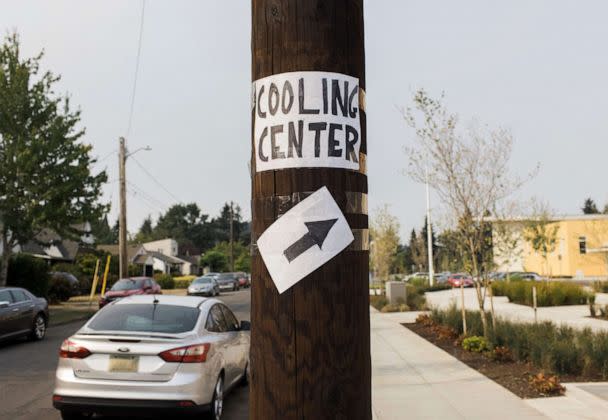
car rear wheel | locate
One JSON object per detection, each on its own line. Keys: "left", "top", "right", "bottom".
{"left": 29, "top": 314, "right": 47, "bottom": 341}
{"left": 60, "top": 410, "right": 92, "bottom": 420}
{"left": 207, "top": 375, "right": 224, "bottom": 420}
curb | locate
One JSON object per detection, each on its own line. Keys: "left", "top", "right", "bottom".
{"left": 49, "top": 313, "right": 95, "bottom": 329}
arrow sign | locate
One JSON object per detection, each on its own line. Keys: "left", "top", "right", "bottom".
{"left": 256, "top": 187, "right": 354, "bottom": 294}
{"left": 284, "top": 219, "right": 338, "bottom": 262}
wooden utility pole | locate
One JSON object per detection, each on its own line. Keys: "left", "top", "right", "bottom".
{"left": 250, "top": 1, "right": 370, "bottom": 419}
{"left": 118, "top": 137, "right": 128, "bottom": 279}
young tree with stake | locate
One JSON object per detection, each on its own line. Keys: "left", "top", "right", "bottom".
{"left": 403, "top": 89, "right": 534, "bottom": 337}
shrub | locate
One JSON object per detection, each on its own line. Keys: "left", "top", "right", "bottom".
{"left": 416, "top": 313, "right": 434, "bottom": 326}
{"left": 7, "top": 254, "right": 50, "bottom": 297}
{"left": 492, "top": 281, "right": 592, "bottom": 307}
{"left": 48, "top": 276, "right": 73, "bottom": 303}
{"left": 491, "top": 346, "right": 513, "bottom": 362}
{"left": 380, "top": 304, "right": 401, "bottom": 313}
{"left": 462, "top": 336, "right": 489, "bottom": 353}
{"left": 370, "top": 295, "right": 388, "bottom": 311}
{"left": 593, "top": 281, "right": 608, "bottom": 293}
{"left": 174, "top": 279, "right": 192, "bottom": 289}
{"left": 529, "top": 373, "right": 566, "bottom": 396}
{"left": 154, "top": 273, "right": 175, "bottom": 290}
{"left": 430, "top": 307, "right": 608, "bottom": 379}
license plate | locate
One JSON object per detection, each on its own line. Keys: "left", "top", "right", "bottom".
{"left": 108, "top": 354, "right": 139, "bottom": 372}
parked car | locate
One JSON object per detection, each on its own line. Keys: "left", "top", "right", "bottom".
{"left": 0, "top": 287, "right": 49, "bottom": 342}
{"left": 435, "top": 272, "right": 451, "bottom": 284}
{"left": 447, "top": 273, "right": 474, "bottom": 288}
{"left": 50, "top": 272, "right": 80, "bottom": 294}
{"left": 216, "top": 273, "right": 240, "bottom": 291}
{"left": 515, "top": 272, "right": 542, "bottom": 281}
{"left": 188, "top": 276, "right": 220, "bottom": 297}
{"left": 405, "top": 272, "right": 429, "bottom": 282}
{"left": 235, "top": 272, "right": 250, "bottom": 288}
{"left": 98, "top": 277, "right": 161, "bottom": 309}
{"left": 53, "top": 295, "right": 250, "bottom": 420}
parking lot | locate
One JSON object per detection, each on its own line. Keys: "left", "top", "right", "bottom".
{"left": 0, "top": 289, "right": 251, "bottom": 420}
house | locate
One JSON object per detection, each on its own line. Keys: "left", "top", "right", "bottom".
{"left": 98, "top": 238, "right": 200, "bottom": 277}
{"left": 492, "top": 215, "right": 608, "bottom": 279}
{"left": 13, "top": 223, "right": 96, "bottom": 263}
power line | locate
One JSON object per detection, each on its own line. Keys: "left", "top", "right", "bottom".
{"left": 125, "top": 0, "right": 146, "bottom": 139}
{"left": 131, "top": 155, "right": 182, "bottom": 203}
{"left": 126, "top": 180, "right": 168, "bottom": 210}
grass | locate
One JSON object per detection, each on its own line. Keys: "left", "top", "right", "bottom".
{"left": 430, "top": 305, "right": 608, "bottom": 379}
{"left": 492, "top": 280, "right": 593, "bottom": 307}
{"left": 49, "top": 303, "right": 97, "bottom": 326}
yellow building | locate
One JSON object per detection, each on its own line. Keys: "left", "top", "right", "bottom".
{"left": 492, "top": 215, "right": 608, "bottom": 279}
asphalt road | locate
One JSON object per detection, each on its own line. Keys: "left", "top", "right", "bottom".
{"left": 0, "top": 289, "right": 251, "bottom": 420}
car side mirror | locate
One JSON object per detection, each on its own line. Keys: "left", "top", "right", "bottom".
{"left": 240, "top": 320, "right": 251, "bottom": 331}
{"left": 0, "top": 301, "right": 10, "bottom": 309}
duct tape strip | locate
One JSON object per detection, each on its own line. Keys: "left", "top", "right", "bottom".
{"left": 273, "top": 191, "right": 368, "bottom": 217}
{"left": 359, "top": 88, "right": 366, "bottom": 113}
{"left": 347, "top": 228, "right": 369, "bottom": 251}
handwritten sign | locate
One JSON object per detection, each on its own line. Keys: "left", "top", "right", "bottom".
{"left": 253, "top": 71, "right": 361, "bottom": 172}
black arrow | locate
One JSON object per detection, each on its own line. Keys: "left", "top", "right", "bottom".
{"left": 283, "top": 218, "right": 339, "bottom": 263}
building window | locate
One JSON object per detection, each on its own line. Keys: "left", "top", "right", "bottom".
{"left": 579, "top": 236, "right": 587, "bottom": 254}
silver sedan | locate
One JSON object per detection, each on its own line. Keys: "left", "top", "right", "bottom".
{"left": 53, "top": 295, "right": 250, "bottom": 420}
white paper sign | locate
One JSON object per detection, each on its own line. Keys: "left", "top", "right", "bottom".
{"left": 257, "top": 187, "right": 354, "bottom": 294}
{"left": 253, "top": 71, "right": 361, "bottom": 172}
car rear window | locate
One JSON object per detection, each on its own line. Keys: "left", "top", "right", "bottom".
{"left": 218, "top": 273, "right": 234, "bottom": 280}
{"left": 87, "top": 304, "right": 200, "bottom": 334}
{"left": 111, "top": 279, "right": 145, "bottom": 291}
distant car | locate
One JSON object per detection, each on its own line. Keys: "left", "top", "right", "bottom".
{"left": 188, "top": 276, "right": 220, "bottom": 297}
{"left": 50, "top": 272, "right": 80, "bottom": 293}
{"left": 515, "top": 272, "right": 542, "bottom": 281}
{"left": 98, "top": 277, "right": 161, "bottom": 308}
{"left": 216, "top": 273, "right": 240, "bottom": 292}
{"left": 405, "top": 272, "right": 429, "bottom": 282}
{"left": 435, "top": 272, "right": 451, "bottom": 284}
{"left": 53, "top": 295, "right": 250, "bottom": 420}
{"left": 235, "top": 272, "right": 250, "bottom": 288}
{"left": 447, "top": 273, "right": 474, "bottom": 288}
{"left": 0, "top": 287, "right": 49, "bottom": 342}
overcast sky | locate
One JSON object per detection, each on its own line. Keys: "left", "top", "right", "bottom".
{"left": 1, "top": 1, "right": 607, "bottom": 240}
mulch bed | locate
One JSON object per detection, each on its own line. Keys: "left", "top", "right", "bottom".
{"left": 404, "top": 321, "right": 592, "bottom": 399}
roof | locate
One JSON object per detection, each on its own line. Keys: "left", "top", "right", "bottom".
{"left": 20, "top": 229, "right": 83, "bottom": 261}
{"left": 113, "top": 294, "right": 213, "bottom": 308}
{"left": 489, "top": 214, "right": 608, "bottom": 223}
{"left": 97, "top": 244, "right": 145, "bottom": 262}
{"left": 177, "top": 254, "right": 200, "bottom": 265}
{"left": 147, "top": 251, "right": 184, "bottom": 265}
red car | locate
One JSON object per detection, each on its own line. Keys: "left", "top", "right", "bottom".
{"left": 235, "top": 272, "right": 250, "bottom": 288}
{"left": 447, "top": 273, "right": 474, "bottom": 288}
{"left": 98, "top": 277, "right": 161, "bottom": 308}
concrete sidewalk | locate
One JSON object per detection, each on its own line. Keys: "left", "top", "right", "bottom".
{"left": 370, "top": 309, "right": 546, "bottom": 419}
{"left": 426, "top": 288, "right": 608, "bottom": 332}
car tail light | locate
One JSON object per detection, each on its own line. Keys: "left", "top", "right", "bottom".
{"left": 59, "top": 340, "right": 91, "bottom": 359}
{"left": 159, "top": 343, "right": 211, "bottom": 363}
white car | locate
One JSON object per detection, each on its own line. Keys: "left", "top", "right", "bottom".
{"left": 53, "top": 295, "right": 250, "bottom": 420}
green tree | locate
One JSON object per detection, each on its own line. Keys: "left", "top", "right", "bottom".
{"left": 200, "top": 250, "right": 228, "bottom": 272}
{"left": 133, "top": 215, "right": 154, "bottom": 243}
{"left": 210, "top": 202, "right": 250, "bottom": 246}
{"left": 0, "top": 33, "right": 107, "bottom": 286}
{"left": 523, "top": 202, "right": 559, "bottom": 277}
{"left": 582, "top": 198, "right": 600, "bottom": 215}
{"left": 370, "top": 205, "right": 401, "bottom": 282}
{"left": 91, "top": 215, "right": 117, "bottom": 244}
{"left": 153, "top": 203, "right": 211, "bottom": 252}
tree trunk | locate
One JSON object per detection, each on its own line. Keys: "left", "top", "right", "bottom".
{"left": 488, "top": 281, "right": 496, "bottom": 331}
{"left": 0, "top": 245, "right": 10, "bottom": 287}
{"left": 460, "top": 282, "right": 467, "bottom": 335}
